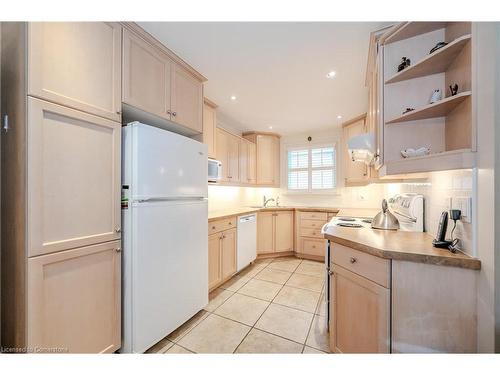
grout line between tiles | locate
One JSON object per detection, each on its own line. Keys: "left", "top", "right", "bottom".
{"left": 232, "top": 258, "right": 304, "bottom": 353}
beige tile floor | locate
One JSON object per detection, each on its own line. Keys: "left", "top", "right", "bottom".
{"left": 145, "top": 256, "right": 329, "bottom": 354}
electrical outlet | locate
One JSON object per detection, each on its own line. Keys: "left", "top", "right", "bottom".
{"left": 450, "top": 197, "right": 472, "bottom": 223}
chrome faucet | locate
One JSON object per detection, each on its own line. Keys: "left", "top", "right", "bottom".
{"left": 263, "top": 195, "right": 275, "bottom": 207}
{"left": 276, "top": 196, "right": 280, "bottom": 207}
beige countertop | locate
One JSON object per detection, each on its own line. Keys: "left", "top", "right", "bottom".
{"left": 208, "top": 206, "right": 341, "bottom": 221}
{"left": 323, "top": 225, "right": 481, "bottom": 270}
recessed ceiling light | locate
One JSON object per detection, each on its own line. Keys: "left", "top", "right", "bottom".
{"left": 326, "top": 71, "right": 337, "bottom": 79}
{"left": 337, "top": 115, "right": 342, "bottom": 119}
{"left": 230, "top": 95, "right": 237, "bottom": 101}
{"left": 268, "top": 126, "right": 273, "bottom": 130}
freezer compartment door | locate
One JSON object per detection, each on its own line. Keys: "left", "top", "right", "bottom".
{"left": 128, "top": 199, "right": 208, "bottom": 353}
{"left": 124, "top": 122, "right": 208, "bottom": 199}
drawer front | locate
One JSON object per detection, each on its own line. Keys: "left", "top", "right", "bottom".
{"left": 302, "top": 239, "right": 326, "bottom": 257}
{"left": 300, "top": 211, "right": 327, "bottom": 221}
{"left": 300, "top": 219, "right": 326, "bottom": 229}
{"left": 300, "top": 227, "right": 323, "bottom": 239}
{"left": 209, "top": 217, "right": 236, "bottom": 235}
{"left": 331, "top": 243, "right": 390, "bottom": 288}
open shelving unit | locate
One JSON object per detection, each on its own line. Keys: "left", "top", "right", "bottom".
{"left": 379, "top": 22, "right": 475, "bottom": 177}
{"left": 385, "top": 34, "right": 471, "bottom": 84}
{"left": 383, "top": 22, "right": 448, "bottom": 45}
{"left": 386, "top": 91, "right": 471, "bottom": 124}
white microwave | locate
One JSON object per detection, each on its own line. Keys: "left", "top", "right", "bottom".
{"left": 208, "top": 159, "right": 222, "bottom": 182}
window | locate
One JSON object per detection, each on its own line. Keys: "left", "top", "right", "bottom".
{"left": 287, "top": 145, "right": 336, "bottom": 191}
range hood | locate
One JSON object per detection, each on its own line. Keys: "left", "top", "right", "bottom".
{"left": 347, "top": 132, "right": 376, "bottom": 165}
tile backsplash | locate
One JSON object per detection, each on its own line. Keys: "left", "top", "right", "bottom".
{"left": 384, "top": 169, "right": 474, "bottom": 255}
{"left": 209, "top": 169, "right": 475, "bottom": 255}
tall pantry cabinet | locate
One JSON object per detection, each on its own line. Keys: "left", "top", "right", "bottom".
{"left": 1, "top": 23, "right": 122, "bottom": 353}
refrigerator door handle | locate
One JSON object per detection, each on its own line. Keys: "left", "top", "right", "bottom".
{"left": 134, "top": 197, "right": 207, "bottom": 203}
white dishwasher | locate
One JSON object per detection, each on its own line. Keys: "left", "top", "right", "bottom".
{"left": 237, "top": 213, "right": 257, "bottom": 271}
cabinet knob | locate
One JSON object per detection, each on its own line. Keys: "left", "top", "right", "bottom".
{"left": 172, "top": 112, "right": 177, "bottom": 117}
{"left": 328, "top": 270, "right": 334, "bottom": 276}
{"left": 350, "top": 257, "right": 357, "bottom": 264}
{"left": 312, "top": 245, "right": 316, "bottom": 249}
{"left": 167, "top": 110, "right": 172, "bottom": 115}
{"left": 212, "top": 225, "right": 216, "bottom": 230}
{"left": 115, "top": 248, "right": 122, "bottom": 253}
{"left": 115, "top": 227, "right": 121, "bottom": 233}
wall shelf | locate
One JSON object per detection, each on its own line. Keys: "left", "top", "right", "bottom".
{"left": 385, "top": 91, "right": 471, "bottom": 124}
{"left": 383, "top": 22, "right": 448, "bottom": 45}
{"left": 385, "top": 34, "right": 471, "bottom": 84}
{"left": 379, "top": 149, "right": 476, "bottom": 176}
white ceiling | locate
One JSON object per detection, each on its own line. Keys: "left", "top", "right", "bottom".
{"left": 139, "top": 22, "right": 387, "bottom": 136}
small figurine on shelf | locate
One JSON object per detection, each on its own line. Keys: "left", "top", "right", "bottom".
{"left": 449, "top": 83, "right": 459, "bottom": 96}
{"left": 429, "top": 42, "right": 448, "bottom": 54}
{"left": 429, "top": 89, "right": 442, "bottom": 104}
{"left": 401, "top": 147, "right": 431, "bottom": 158}
{"left": 402, "top": 107, "right": 415, "bottom": 114}
{"left": 397, "top": 57, "right": 411, "bottom": 72}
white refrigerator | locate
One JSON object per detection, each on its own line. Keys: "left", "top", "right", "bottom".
{"left": 121, "top": 121, "right": 208, "bottom": 353}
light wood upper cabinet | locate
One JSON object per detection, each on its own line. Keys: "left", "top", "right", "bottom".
{"left": 216, "top": 128, "right": 240, "bottom": 183}
{"left": 274, "top": 211, "right": 294, "bottom": 252}
{"left": 257, "top": 212, "right": 275, "bottom": 254}
{"left": 330, "top": 264, "right": 390, "bottom": 353}
{"left": 243, "top": 132, "right": 281, "bottom": 187}
{"left": 122, "top": 28, "right": 172, "bottom": 120}
{"left": 257, "top": 134, "right": 278, "bottom": 185}
{"left": 203, "top": 99, "right": 217, "bottom": 159}
{"left": 208, "top": 233, "right": 222, "bottom": 290}
{"left": 171, "top": 64, "right": 203, "bottom": 132}
{"left": 342, "top": 114, "right": 369, "bottom": 184}
{"left": 227, "top": 134, "right": 240, "bottom": 183}
{"left": 247, "top": 142, "right": 257, "bottom": 184}
{"left": 239, "top": 139, "right": 249, "bottom": 184}
{"left": 28, "top": 22, "right": 122, "bottom": 122}
{"left": 27, "top": 241, "right": 121, "bottom": 353}
{"left": 27, "top": 98, "right": 121, "bottom": 257}
{"left": 221, "top": 228, "right": 237, "bottom": 280}
{"left": 122, "top": 27, "right": 204, "bottom": 134}
{"left": 216, "top": 128, "right": 229, "bottom": 182}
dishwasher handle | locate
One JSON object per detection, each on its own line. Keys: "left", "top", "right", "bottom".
{"left": 238, "top": 214, "right": 256, "bottom": 223}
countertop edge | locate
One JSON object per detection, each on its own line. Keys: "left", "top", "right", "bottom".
{"left": 208, "top": 207, "right": 341, "bottom": 221}
{"left": 324, "top": 233, "right": 481, "bottom": 271}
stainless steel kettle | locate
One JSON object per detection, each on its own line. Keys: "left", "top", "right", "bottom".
{"left": 371, "top": 199, "right": 400, "bottom": 230}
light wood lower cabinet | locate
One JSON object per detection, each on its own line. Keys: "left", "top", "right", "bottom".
{"left": 330, "top": 264, "right": 390, "bottom": 353}
{"left": 208, "top": 218, "right": 237, "bottom": 291}
{"left": 27, "top": 241, "right": 121, "bottom": 353}
{"left": 28, "top": 22, "right": 122, "bottom": 122}
{"left": 257, "top": 210, "right": 294, "bottom": 254}
{"left": 295, "top": 211, "right": 336, "bottom": 260}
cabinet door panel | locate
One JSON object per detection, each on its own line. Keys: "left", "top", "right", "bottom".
{"left": 203, "top": 102, "right": 217, "bottom": 159}
{"left": 343, "top": 117, "right": 368, "bottom": 181}
{"left": 27, "top": 98, "right": 121, "bottom": 257}
{"left": 275, "top": 211, "right": 294, "bottom": 252}
{"left": 227, "top": 134, "right": 240, "bottom": 182}
{"left": 257, "top": 212, "right": 274, "bottom": 254}
{"left": 331, "top": 265, "right": 390, "bottom": 353}
{"left": 221, "top": 229, "right": 237, "bottom": 280}
{"left": 247, "top": 142, "right": 257, "bottom": 184}
{"left": 171, "top": 65, "right": 203, "bottom": 133}
{"left": 256, "top": 135, "right": 275, "bottom": 185}
{"left": 239, "top": 139, "right": 249, "bottom": 184}
{"left": 216, "top": 128, "right": 229, "bottom": 182}
{"left": 208, "top": 233, "right": 222, "bottom": 290}
{"left": 122, "top": 28, "right": 171, "bottom": 120}
{"left": 28, "top": 22, "right": 122, "bottom": 121}
{"left": 27, "top": 241, "right": 121, "bottom": 353}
